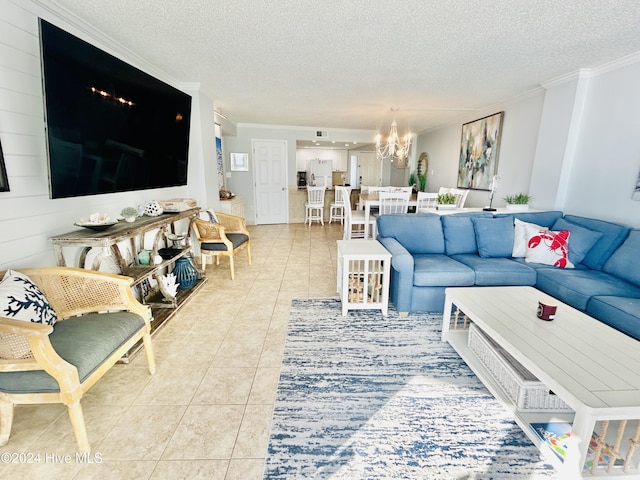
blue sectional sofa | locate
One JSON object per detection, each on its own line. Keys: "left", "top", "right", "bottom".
{"left": 376, "top": 211, "right": 640, "bottom": 340}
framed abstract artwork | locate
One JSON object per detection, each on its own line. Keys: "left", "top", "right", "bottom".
{"left": 457, "top": 111, "right": 504, "bottom": 190}
{"left": 0, "top": 138, "right": 9, "bottom": 192}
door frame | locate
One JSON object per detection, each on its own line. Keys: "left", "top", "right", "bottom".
{"left": 251, "top": 139, "right": 289, "bottom": 225}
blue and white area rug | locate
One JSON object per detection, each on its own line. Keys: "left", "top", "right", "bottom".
{"left": 264, "top": 298, "right": 558, "bottom": 479}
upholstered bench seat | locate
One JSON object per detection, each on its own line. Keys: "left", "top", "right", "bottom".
{"left": 0, "top": 312, "right": 144, "bottom": 394}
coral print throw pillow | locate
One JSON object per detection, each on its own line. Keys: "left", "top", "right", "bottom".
{"left": 0, "top": 270, "right": 58, "bottom": 326}
{"left": 524, "top": 225, "right": 574, "bottom": 269}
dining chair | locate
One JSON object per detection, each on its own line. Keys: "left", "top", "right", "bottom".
{"left": 378, "top": 191, "right": 410, "bottom": 215}
{"left": 305, "top": 186, "right": 326, "bottom": 226}
{"left": 330, "top": 186, "right": 352, "bottom": 224}
{"left": 438, "top": 186, "right": 451, "bottom": 195}
{"left": 342, "top": 194, "right": 377, "bottom": 239}
{"left": 416, "top": 191, "right": 439, "bottom": 210}
{"left": 449, "top": 188, "right": 469, "bottom": 208}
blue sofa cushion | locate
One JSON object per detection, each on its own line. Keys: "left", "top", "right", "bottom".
{"left": 551, "top": 217, "right": 602, "bottom": 265}
{"left": 0, "top": 312, "right": 145, "bottom": 394}
{"left": 412, "top": 254, "right": 475, "bottom": 287}
{"left": 441, "top": 213, "right": 492, "bottom": 255}
{"left": 562, "top": 215, "right": 631, "bottom": 270}
{"left": 472, "top": 216, "right": 514, "bottom": 258}
{"left": 377, "top": 214, "right": 445, "bottom": 254}
{"left": 603, "top": 230, "right": 640, "bottom": 287}
{"left": 587, "top": 296, "right": 640, "bottom": 340}
{"left": 495, "top": 210, "right": 563, "bottom": 228}
{"left": 535, "top": 268, "right": 640, "bottom": 311}
{"left": 452, "top": 254, "right": 537, "bottom": 286}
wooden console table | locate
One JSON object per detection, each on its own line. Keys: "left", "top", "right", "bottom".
{"left": 50, "top": 208, "right": 207, "bottom": 360}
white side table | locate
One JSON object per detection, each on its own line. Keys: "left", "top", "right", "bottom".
{"left": 336, "top": 239, "right": 391, "bottom": 316}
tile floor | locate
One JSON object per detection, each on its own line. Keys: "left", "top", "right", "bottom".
{"left": 0, "top": 222, "right": 344, "bottom": 479}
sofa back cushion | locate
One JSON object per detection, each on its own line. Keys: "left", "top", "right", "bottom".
{"left": 472, "top": 216, "right": 515, "bottom": 258}
{"left": 603, "top": 229, "right": 640, "bottom": 287}
{"left": 442, "top": 212, "right": 492, "bottom": 255}
{"left": 495, "top": 210, "right": 563, "bottom": 228}
{"left": 551, "top": 217, "right": 602, "bottom": 265}
{"left": 562, "top": 215, "right": 631, "bottom": 270}
{"left": 376, "top": 214, "right": 445, "bottom": 254}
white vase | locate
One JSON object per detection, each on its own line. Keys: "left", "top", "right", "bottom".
{"left": 506, "top": 204, "right": 529, "bottom": 211}
{"left": 437, "top": 204, "right": 457, "bottom": 210}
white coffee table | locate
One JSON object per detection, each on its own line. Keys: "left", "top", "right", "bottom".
{"left": 442, "top": 286, "right": 640, "bottom": 478}
{"left": 336, "top": 239, "right": 391, "bottom": 316}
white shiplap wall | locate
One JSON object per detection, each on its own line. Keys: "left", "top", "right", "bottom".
{"left": 0, "top": 1, "right": 207, "bottom": 269}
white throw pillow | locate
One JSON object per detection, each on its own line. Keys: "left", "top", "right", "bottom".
{"left": 524, "top": 225, "right": 574, "bottom": 269}
{"left": 0, "top": 270, "right": 58, "bottom": 359}
{"left": 512, "top": 219, "right": 547, "bottom": 258}
{"left": 198, "top": 209, "right": 219, "bottom": 224}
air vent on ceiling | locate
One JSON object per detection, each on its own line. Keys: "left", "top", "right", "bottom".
{"left": 315, "top": 130, "right": 328, "bottom": 138}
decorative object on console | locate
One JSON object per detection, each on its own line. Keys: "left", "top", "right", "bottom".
{"left": 172, "top": 257, "right": 199, "bottom": 290}
{"left": 483, "top": 175, "right": 500, "bottom": 211}
{"left": 158, "top": 198, "right": 197, "bottom": 212}
{"left": 504, "top": 192, "right": 531, "bottom": 211}
{"left": 458, "top": 112, "right": 503, "bottom": 190}
{"left": 375, "top": 108, "right": 412, "bottom": 165}
{"left": 160, "top": 273, "right": 179, "bottom": 298}
{"left": 137, "top": 249, "right": 150, "bottom": 265}
{"left": 537, "top": 301, "right": 557, "bottom": 320}
{"left": 74, "top": 213, "right": 117, "bottom": 231}
{"left": 219, "top": 189, "right": 235, "bottom": 199}
{"left": 120, "top": 207, "right": 138, "bottom": 223}
{"left": 143, "top": 200, "right": 164, "bottom": 217}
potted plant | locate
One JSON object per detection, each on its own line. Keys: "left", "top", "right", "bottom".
{"left": 503, "top": 193, "right": 531, "bottom": 211}
{"left": 418, "top": 174, "right": 427, "bottom": 192}
{"left": 437, "top": 193, "right": 457, "bottom": 210}
{"left": 408, "top": 173, "right": 417, "bottom": 193}
{"left": 121, "top": 207, "right": 138, "bottom": 223}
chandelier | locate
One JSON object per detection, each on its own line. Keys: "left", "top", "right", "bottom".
{"left": 375, "top": 120, "right": 412, "bottom": 163}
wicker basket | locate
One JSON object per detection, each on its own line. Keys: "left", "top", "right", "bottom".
{"left": 468, "top": 323, "right": 573, "bottom": 412}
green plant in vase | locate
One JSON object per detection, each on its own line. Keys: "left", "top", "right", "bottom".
{"left": 418, "top": 174, "right": 427, "bottom": 192}
{"left": 408, "top": 173, "right": 417, "bottom": 191}
{"left": 503, "top": 193, "right": 531, "bottom": 211}
{"left": 437, "top": 193, "right": 457, "bottom": 208}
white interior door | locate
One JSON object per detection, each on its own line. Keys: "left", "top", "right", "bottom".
{"left": 253, "top": 139, "right": 288, "bottom": 224}
{"left": 358, "top": 152, "right": 380, "bottom": 186}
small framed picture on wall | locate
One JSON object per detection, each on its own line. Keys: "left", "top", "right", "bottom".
{"left": 0, "top": 139, "right": 9, "bottom": 192}
{"left": 230, "top": 152, "right": 249, "bottom": 171}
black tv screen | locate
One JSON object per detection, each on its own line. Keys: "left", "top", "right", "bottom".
{"left": 39, "top": 19, "right": 192, "bottom": 199}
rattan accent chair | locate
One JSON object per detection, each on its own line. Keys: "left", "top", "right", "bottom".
{"left": 191, "top": 212, "right": 251, "bottom": 280}
{"left": 0, "top": 267, "right": 156, "bottom": 453}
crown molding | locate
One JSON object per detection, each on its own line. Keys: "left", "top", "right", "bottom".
{"left": 541, "top": 50, "right": 640, "bottom": 89}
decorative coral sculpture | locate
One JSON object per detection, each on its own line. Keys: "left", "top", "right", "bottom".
{"left": 161, "top": 273, "right": 179, "bottom": 298}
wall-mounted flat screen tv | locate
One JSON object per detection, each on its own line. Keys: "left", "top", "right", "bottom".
{"left": 39, "top": 19, "right": 192, "bottom": 199}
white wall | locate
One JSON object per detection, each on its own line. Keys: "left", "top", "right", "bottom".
{"left": 559, "top": 62, "right": 640, "bottom": 226}
{"left": 0, "top": 1, "right": 215, "bottom": 269}
{"left": 415, "top": 91, "right": 545, "bottom": 208}
{"left": 224, "top": 124, "right": 375, "bottom": 224}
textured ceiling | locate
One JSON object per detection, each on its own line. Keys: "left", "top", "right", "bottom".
{"left": 47, "top": 0, "right": 640, "bottom": 134}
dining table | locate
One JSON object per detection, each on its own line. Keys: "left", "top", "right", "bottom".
{"left": 359, "top": 192, "right": 419, "bottom": 239}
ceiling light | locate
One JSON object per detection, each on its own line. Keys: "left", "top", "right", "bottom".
{"left": 375, "top": 120, "right": 412, "bottom": 163}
